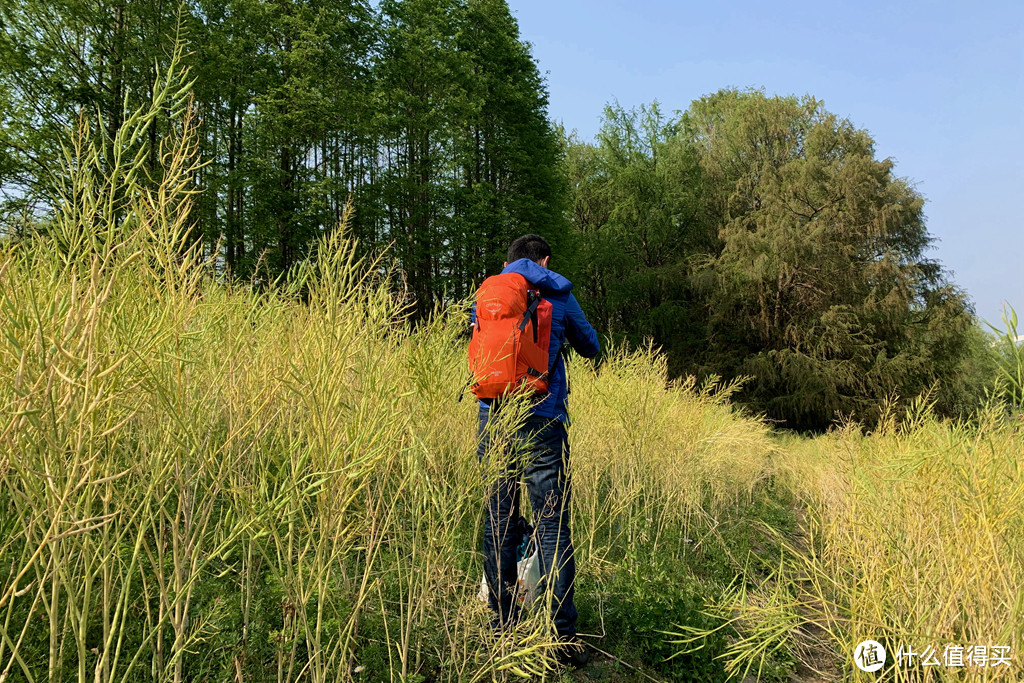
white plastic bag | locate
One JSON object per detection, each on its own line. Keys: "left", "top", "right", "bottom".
{"left": 478, "top": 545, "right": 540, "bottom": 606}
{"left": 516, "top": 546, "right": 540, "bottom": 605}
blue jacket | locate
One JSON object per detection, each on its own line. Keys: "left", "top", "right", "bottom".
{"left": 474, "top": 259, "right": 600, "bottom": 423}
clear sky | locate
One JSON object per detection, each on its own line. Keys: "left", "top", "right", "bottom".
{"left": 508, "top": 0, "right": 1023, "bottom": 329}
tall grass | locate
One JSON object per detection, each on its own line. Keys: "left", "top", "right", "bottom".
{"left": 571, "top": 354, "right": 771, "bottom": 564}
{"left": 0, "top": 55, "right": 780, "bottom": 682}
{"left": 678, "top": 401, "right": 1024, "bottom": 682}
{"left": 990, "top": 305, "right": 1023, "bottom": 410}
{"left": 8, "top": 44, "right": 1019, "bottom": 683}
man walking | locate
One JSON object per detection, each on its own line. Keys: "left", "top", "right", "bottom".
{"left": 471, "top": 234, "right": 599, "bottom": 668}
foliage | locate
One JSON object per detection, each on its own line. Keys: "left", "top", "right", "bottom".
{"left": 989, "top": 304, "right": 1023, "bottom": 409}
{"left": 372, "top": 0, "right": 567, "bottom": 315}
{"left": 567, "top": 90, "right": 984, "bottom": 430}
{"left": 0, "top": 64, "right": 779, "bottom": 680}
{"left": 0, "top": 0, "right": 566, "bottom": 310}
{"left": 564, "top": 103, "right": 713, "bottom": 373}
{"left": 0, "top": 0, "right": 182, "bottom": 203}
{"left": 686, "top": 90, "right": 979, "bottom": 429}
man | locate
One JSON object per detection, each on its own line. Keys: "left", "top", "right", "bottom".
{"left": 474, "top": 234, "right": 599, "bottom": 668}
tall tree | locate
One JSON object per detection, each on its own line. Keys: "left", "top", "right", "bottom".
{"left": 374, "top": 0, "right": 464, "bottom": 314}
{"left": 1, "top": 0, "right": 569, "bottom": 300}
{"left": 564, "top": 103, "right": 712, "bottom": 367}
{"left": 567, "top": 90, "right": 981, "bottom": 428}
{"left": 0, "top": 0, "right": 181, "bottom": 207}
{"left": 455, "top": 0, "right": 567, "bottom": 293}
{"left": 685, "top": 89, "right": 975, "bottom": 428}
{"left": 189, "top": 0, "right": 376, "bottom": 278}
{"left": 374, "top": 0, "right": 566, "bottom": 315}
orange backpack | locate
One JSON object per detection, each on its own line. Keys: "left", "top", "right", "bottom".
{"left": 469, "top": 273, "right": 553, "bottom": 399}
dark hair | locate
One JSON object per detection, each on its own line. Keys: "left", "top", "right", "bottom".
{"left": 507, "top": 234, "right": 552, "bottom": 264}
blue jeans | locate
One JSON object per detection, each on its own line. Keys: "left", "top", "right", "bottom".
{"left": 477, "top": 406, "right": 578, "bottom": 639}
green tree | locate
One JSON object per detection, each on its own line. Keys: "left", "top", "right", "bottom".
{"left": 1, "top": 0, "right": 569, "bottom": 297}
{"left": 373, "top": 0, "right": 464, "bottom": 314}
{"left": 454, "top": 0, "right": 567, "bottom": 294}
{"left": 374, "top": 0, "right": 566, "bottom": 315}
{"left": 567, "top": 90, "right": 983, "bottom": 428}
{"left": 564, "top": 102, "right": 711, "bottom": 369}
{"left": 684, "top": 89, "right": 977, "bottom": 428}
{"left": 189, "top": 0, "right": 376, "bottom": 278}
{"left": 0, "top": 0, "right": 182, "bottom": 208}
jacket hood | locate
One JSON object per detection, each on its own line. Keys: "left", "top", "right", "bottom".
{"left": 502, "top": 259, "right": 573, "bottom": 293}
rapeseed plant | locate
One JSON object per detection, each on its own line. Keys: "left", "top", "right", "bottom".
{"left": 677, "top": 402, "right": 1023, "bottom": 682}
{"left": 0, "top": 44, "right": 779, "bottom": 683}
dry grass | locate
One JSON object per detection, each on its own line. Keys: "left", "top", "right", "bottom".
{"left": 786, "top": 404, "right": 1023, "bottom": 681}
{"left": 687, "top": 403, "right": 1024, "bottom": 682}
{"left": 0, "top": 54, "right": 779, "bottom": 682}
{"left": 571, "top": 349, "right": 774, "bottom": 563}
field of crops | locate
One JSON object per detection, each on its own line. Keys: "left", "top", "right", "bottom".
{"left": 1, "top": 76, "right": 1022, "bottom": 683}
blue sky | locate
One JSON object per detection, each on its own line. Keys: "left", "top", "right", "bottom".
{"left": 508, "top": 0, "right": 1023, "bottom": 329}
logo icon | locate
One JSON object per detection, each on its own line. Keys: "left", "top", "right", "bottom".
{"left": 855, "top": 640, "right": 887, "bottom": 672}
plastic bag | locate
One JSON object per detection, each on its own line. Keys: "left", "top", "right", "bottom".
{"left": 478, "top": 517, "right": 540, "bottom": 606}
{"left": 515, "top": 542, "right": 540, "bottom": 605}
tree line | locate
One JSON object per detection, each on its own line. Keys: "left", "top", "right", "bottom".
{"left": 566, "top": 94, "right": 1001, "bottom": 429}
{"left": 0, "top": 0, "right": 1001, "bottom": 428}
{"left": 0, "top": 0, "right": 565, "bottom": 317}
